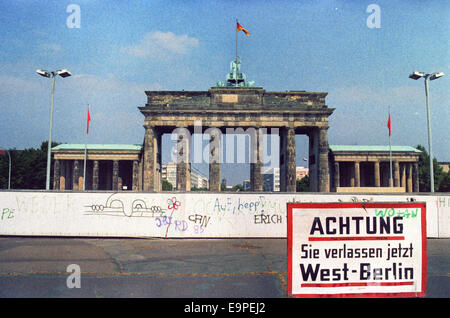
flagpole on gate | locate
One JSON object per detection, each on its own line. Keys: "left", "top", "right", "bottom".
{"left": 83, "top": 104, "right": 90, "bottom": 191}
{"left": 235, "top": 20, "right": 250, "bottom": 88}
{"left": 388, "top": 106, "right": 393, "bottom": 187}
{"left": 235, "top": 19, "right": 238, "bottom": 87}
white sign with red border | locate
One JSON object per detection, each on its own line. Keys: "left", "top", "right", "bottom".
{"left": 287, "top": 202, "right": 426, "bottom": 298}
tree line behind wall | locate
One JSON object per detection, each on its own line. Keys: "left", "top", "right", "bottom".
{"left": 0, "top": 141, "right": 60, "bottom": 190}
{"left": 0, "top": 142, "right": 449, "bottom": 192}
{"left": 416, "top": 145, "right": 449, "bottom": 192}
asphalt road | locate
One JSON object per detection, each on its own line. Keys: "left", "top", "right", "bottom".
{"left": 0, "top": 237, "right": 448, "bottom": 298}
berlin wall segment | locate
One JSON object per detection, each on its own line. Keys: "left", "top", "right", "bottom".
{"left": 1, "top": 191, "right": 448, "bottom": 239}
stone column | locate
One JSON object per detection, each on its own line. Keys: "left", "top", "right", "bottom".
{"left": 407, "top": 163, "right": 413, "bottom": 193}
{"left": 132, "top": 160, "right": 139, "bottom": 191}
{"left": 143, "top": 125, "right": 159, "bottom": 191}
{"left": 250, "top": 128, "right": 264, "bottom": 191}
{"left": 318, "top": 127, "right": 330, "bottom": 192}
{"left": 354, "top": 161, "right": 360, "bottom": 188}
{"left": 92, "top": 160, "right": 99, "bottom": 190}
{"left": 374, "top": 161, "right": 380, "bottom": 187}
{"left": 72, "top": 160, "right": 80, "bottom": 190}
{"left": 175, "top": 127, "right": 191, "bottom": 191}
{"left": 333, "top": 161, "right": 340, "bottom": 191}
{"left": 208, "top": 128, "right": 222, "bottom": 192}
{"left": 308, "top": 129, "right": 319, "bottom": 192}
{"left": 53, "top": 159, "right": 60, "bottom": 190}
{"left": 394, "top": 160, "right": 400, "bottom": 187}
{"left": 413, "top": 162, "right": 419, "bottom": 192}
{"left": 112, "top": 160, "right": 119, "bottom": 191}
{"left": 118, "top": 177, "right": 123, "bottom": 191}
{"left": 401, "top": 163, "right": 406, "bottom": 189}
{"left": 59, "top": 160, "right": 66, "bottom": 190}
{"left": 350, "top": 163, "right": 355, "bottom": 187}
{"left": 156, "top": 131, "right": 162, "bottom": 192}
{"left": 279, "top": 127, "right": 296, "bottom": 192}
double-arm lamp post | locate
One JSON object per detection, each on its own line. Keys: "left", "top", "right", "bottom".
{"left": 36, "top": 69, "right": 72, "bottom": 190}
{"left": 409, "top": 71, "right": 444, "bottom": 192}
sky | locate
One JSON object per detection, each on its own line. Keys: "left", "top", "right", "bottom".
{"left": 0, "top": 0, "right": 449, "bottom": 185}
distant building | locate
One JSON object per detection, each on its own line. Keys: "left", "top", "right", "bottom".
{"left": 263, "top": 167, "right": 280, "bottom": 192}
{"left": 329, "top": 145, "right": 421, "bottom": 193}
{"left": 51, "top": 144, "right": 421, "bottom": 194}
{"left": 162, "top": 162, "right": 177, "bottom": 189}
{"left": 51, "top": 144, "right": 142, "bottom": 191}
{"left": 243, "top": 179, "right": 251, "bottom": 191}
{"left": 161, "top": 162, "right": 208, "bottom": 189}
{"left": 439, "top": 162, "right": 449, "bottom": 174}
{"left": 191, "top": 170, "right": 209, "bottom": 189}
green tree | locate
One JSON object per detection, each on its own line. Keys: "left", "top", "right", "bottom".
{"left": 191, "top": 186, "right": 208, "bottom": 191}
{"left": 439, "top": 171, "right": 450, "bottom": 192}
{"left": 0, "top": 141, "right": 60, "bottom": 189}
{"left": 416, "top": 144, "right": 446, "bottom": 192}
{"left": 162, "top": 180, "right": 173, "bottom": 191}
{"left": 296, "top": 175, "right": 310, "bottom": 192}
{"left": 232, "top": 184, "right": 245, "bottom": 192}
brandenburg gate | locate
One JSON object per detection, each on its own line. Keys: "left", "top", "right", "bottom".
{"left": 139, "top": 58, "right": 334, "bottom": 192}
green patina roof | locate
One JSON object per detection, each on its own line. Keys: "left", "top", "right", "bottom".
{"left": 52, "top": 144, "right": 142, "bottom": 151}
{"left": 329, "top": 145, "right": 421, "bottom": 153}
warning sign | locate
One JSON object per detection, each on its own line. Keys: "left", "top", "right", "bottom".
{"left": 287, "top": 202, "right": 426, "bottom": 298}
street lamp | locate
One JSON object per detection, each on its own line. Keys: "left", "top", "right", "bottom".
{"left": 409, "top": 71, "right": 445, "bottom": 192}
{"left": 36, "top": 69, "right": 72, "bottom": 190}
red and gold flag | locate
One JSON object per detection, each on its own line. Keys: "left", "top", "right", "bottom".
{"left": 237, "top": 22, "right": 250, "bottom": 36}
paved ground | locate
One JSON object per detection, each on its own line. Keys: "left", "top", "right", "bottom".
{"left": 0, "top": 237, "right": 448, "bottom": 298}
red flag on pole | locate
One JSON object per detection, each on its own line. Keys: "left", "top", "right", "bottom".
{"left": 387, "top": 113, "right": 391, "bottom": 136}
{"left": 86, "top": 107, "right": 91, "bottom": 134}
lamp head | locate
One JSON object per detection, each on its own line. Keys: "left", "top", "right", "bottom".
{"left": 36, "top": 69, "right": 51, "bottom": 78}
{"left": 56, "top": 69, "right": 72, "bottom": 78}
{"left": 430, "top": 72, "right": 444, "bottom": 81}
{"left": 409, "top": 71, "right": 425, "bottom": 80}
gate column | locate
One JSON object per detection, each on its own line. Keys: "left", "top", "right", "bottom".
{"left": 318, "top": 127, "right": 330, "bottom": 192}
{"left": 209, "top": 128, "right": 222, "bottom": 192}
{"left": 280, "top": 127, "right": 296, "bottom": 192}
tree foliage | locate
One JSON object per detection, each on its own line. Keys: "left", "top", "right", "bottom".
{"left": 0, "top": 141, "right": 60, "bottom": 189}
{"left": 416, "top": 144, "right": 449, "bottom": 192}
{"left": 296, "top": 175, "right": 310, "bottom": 192}
{"left": 162, "top": 179, "right": 173, "bottom": 191}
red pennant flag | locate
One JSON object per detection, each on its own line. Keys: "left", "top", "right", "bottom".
{"left": 86, "top": 107, "right": 91, "bottom": 134}
{"left": 387, "top": 113, "right": 391, "bottom": 136}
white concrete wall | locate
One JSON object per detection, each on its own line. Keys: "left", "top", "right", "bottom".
{"left": 0, "top": 191, "right": 448, "bottom": 238}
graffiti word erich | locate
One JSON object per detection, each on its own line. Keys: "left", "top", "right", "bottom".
{"left": 254, "top": 214, "right": 282, "bottom": 224}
